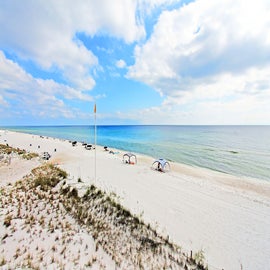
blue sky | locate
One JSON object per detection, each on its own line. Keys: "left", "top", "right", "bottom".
{"left": 0, "top": 0, "right": 270, "bottom": 126}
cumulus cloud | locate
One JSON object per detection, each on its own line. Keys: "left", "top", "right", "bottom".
{"left": 128, "top": 0, "right": 270, "bottom": 94}
{"left": 124, "top": 66, "right": 270, "bottom": 125}
{"left": 126, "top": 0, "right": 270, "bottom": 124}
{"left": 0, "top": 51, "right": 92, "bottom": 120}
{"left": 1, "top": 0, "right": 270, "bottom": 124}
{"left": 0, "top": 0, "right": 147, "bottom": 90}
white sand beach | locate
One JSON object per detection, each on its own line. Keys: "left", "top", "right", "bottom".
{"left": 1, "top": 130, "right": 270, "bottom": 270}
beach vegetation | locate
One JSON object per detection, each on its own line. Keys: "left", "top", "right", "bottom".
{"left": 0, "top": 156, "right": 209, "bottom": 270}
{"left": 32, "top": 164, "right": 67, "bottom": 191}
{"left": 17, "top": 148, "right": 26, "bottom": 155}
{"left": 57, "top": 168, "right": 68, "bottom": 179}
{"left": 194, "top": 249, "right": 206, "bottom": 268}
{"left": 69, "top": 187, "right": 78, "bottom": 199}
{"left": 0, "top": 144, "right": 38, "bottom": 159}
{"left": 61, "top": 185, "right": 70, "bottom": 195}
{"left": 0, "top": 144, "right": 13, "bottom": 155}
{"left": 22, "top": 152, "right": 39, "bottom": 160}
{"left": 51, "top": 255, "right": 55, "bottom": 263}
{"left": 4, "top": 214, "right": 12, "bottom": 227}
{"left": 0, "top": 257, "right": 7, "bottom": 266}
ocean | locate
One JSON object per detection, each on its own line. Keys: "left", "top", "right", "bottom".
{"left": 2, "top": 125, "right": 270, "bottom": 181}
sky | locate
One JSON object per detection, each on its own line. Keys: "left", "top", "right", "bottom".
{"left": 0, "top": 0, "right": 270, "bottom": 126}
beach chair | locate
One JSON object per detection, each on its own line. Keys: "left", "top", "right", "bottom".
{"left": 41, "top": 152, "right": 51, "bottom": 160}
{"left": 85, "top": 144, "right": 92, "bottom": 150}
{"left": 72, "top": 141, "right": 77, "bottom": 146}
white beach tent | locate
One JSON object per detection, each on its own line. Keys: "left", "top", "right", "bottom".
{"left": 123, "top": 152, "right": 137, "bottom": 164}
{"left": 152, "top": 158, "right": 170, "bottom": 172}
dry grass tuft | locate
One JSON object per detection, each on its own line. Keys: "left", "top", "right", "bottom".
{"left": 31, "top": 163, "right": 67, "bottom": 191}
{"left": 62, "top": 182, "right": 208, "bottom": 269}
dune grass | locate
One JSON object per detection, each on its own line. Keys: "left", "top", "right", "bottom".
{"left": 1, "top": 161, "right": 208, "bottom": 269}
{"left": 0, "top": 144, "right": 39, "bottom": 160}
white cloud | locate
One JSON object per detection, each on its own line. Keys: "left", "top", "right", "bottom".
{"left": 116, "top": 59, "right": 127, "bottom": 69}
{"left": 121, "top": 91, "right": 270, "bottom": 125}
{"left": 128, "top": 0, "right": 270, "bottom": 92}
{"left": 137, "top": 0, "right": 180, "bottom": 17}
{"left": 127, "top": 66, "right": 270, "bottom": 125}
{"left": 0, "top": 95, "right": 8, "bottom": 107}
{"left": 1, "top": 0, "right": 270, "bottom": 125}
{"left": 126, "top": 0, "right": 270, "bottom": 124}
{"left": 0, "top": 0, "right": 147, "bottom": 90}
{"left": 0, "top": 51, "right": 32, "bottom": 90}
{"left": 0, "top": 51, "right": 92, "bottom": 120}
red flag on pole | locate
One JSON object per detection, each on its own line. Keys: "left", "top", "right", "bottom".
{"left": 94, "top": 103, "right": 96, "bottom": 113}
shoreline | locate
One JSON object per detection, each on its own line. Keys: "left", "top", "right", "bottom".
{"left": 1, "top": 128, "right": 269, "bottom": 182}
{"left": 2, "top": 125, "right": 269, "bottom": 182}
{"left": 2, "top": 129, "right": 268, "bottom": 200}
{"left": 1, "top": 129, "right": 270, "bottom": 269}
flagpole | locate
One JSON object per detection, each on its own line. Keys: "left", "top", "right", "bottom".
{"left": 94, "top": 103, "right": 97, "bottom": 183}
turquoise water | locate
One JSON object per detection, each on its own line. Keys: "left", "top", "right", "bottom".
{"left": 2, "top": 125, "right": 270, "bottom": 181}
